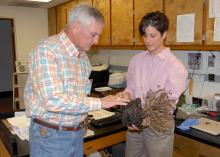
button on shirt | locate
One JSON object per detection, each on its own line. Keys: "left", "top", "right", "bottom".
{"left": 24, "top": 31, "right": 102, "bottom": 127}
{"left": 126, "top": 48, "right": 188, "bottom": 111}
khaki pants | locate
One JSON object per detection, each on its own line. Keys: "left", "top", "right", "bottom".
{"left": 125, "top": 124, "right": 174, "bottom": 157}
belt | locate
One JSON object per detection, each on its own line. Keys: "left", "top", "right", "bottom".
{"left": 33, "top": 118, "right": 82, "bottom": 131}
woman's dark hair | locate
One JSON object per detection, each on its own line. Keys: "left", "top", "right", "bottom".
{"left": 139, "top": 11, "right": 169, "bottom": 36}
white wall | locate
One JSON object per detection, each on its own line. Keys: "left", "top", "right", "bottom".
{"left": 173, "top": 50, "right": 220, "bottom": 99}
{"left": 0, "top": 5, "right": 48, "bottom": 60}
{"left": 88, "top": 49, "right": 220, "bottom": 99}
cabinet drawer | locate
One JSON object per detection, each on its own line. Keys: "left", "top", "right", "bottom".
{"left": 199, "top": 143, "right": 220, "bottom": 157}
{"left": 174, "top": 134, "right": 199, "bottom": 157}
{"left": 0, "top": 139, "right": 11, "bottom": 157}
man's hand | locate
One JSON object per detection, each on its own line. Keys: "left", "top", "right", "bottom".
{"left": 100, "top": 95, "right": 129, "bottom": 109}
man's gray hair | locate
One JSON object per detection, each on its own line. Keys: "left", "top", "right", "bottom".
{"left": 68, "top": 3, "right": 104, "bottom": 26}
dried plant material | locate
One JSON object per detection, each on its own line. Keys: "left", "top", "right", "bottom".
{"left": 120, "top": 98, "right": 143, "bottom": 130}
{"left": 142, "top": 88, "right": 175, "bottom": 134}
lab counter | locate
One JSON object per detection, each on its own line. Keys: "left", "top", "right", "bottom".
{"left": 0, "top": 88, "right": 219, "bottom": 156}
{"left": 175, "top": 119, "right": 220, "bottom": 148}
{"left": 0, "top": 118, "right": 127, "bottom": 157}
{"left": 0, "top": 115, "right": 219, "bottom": 157}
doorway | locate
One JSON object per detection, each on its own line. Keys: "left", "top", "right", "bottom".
{"left": 0, "top": 18, "right": 15, "bottom": 95}
{"left": 0, "top": 18, "right": 15, "bottom": 113}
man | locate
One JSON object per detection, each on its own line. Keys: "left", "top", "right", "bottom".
{"left": 24, "top": 4, "right": 128, "bottom": 157}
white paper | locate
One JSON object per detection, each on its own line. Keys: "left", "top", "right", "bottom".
{"left": 14, "top": 111, "right": 26, "bottom": 117}
{"left": 191, "top": 118, "right": 220, "bottom": 135}
{"left": 7, "top": 115, "right": 30, "bottom": 129}
{"left": 214, "top": 18, "right": 220, "bottom": 41}
{"left": 209, "top": 0, "right": 220, "bottom": 18}
{"left": 88, "top": 109, "right": 115, "bottom": 120}
{"left": 176, "top": 14, "right": 195, "bottom": 42}
{"left": 84, "top": 129, "right": 94, "bottom": 137}
{"left": 94, "top": 86, "right": 112, "bottom": 92}
{"left": 7, "top": 115, "right": 30, "bottom": 140}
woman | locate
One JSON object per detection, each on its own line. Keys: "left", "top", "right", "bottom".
{"left": 117, "top": 11, "right": 188, "bottom": 157}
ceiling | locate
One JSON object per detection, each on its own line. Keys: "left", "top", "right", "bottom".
{"left": 0, "top": 0, "right": 69, "bottom": 8}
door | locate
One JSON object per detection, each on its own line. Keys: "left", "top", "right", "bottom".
{"left": 111, "top": 0, "right": 134, "bottom": 46}
{"left": 0, "top": 19, "right": 15, "bottom": 94}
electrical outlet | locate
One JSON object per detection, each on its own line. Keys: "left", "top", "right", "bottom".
{"left": 208, "top": 56, "right": 215, "bottom": 67}
{"left": 188, "top": 53, "right": 202, "bottom": 70}
{"left": 208, "top": 74, "right": 215, "bottom": 81}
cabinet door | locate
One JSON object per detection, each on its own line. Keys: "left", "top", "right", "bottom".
{"left": 204, "top": 0, "right": 220, "bottom": 45}
{"left": 93, "top": 0, "right": 110, "bottom": 46}
{"left": 56, "top": 3, "right": 67, "bottom": 33}
{"left": 173, "top": 134, "right": 199, "bottom": 157}
{"left": 199, "top": 143, "right": 220, "bottom": 157}
{"left": 134, "top": 0, "right": 163, "bottom": 46}
{"left": 111, "top": 0, "right": 133, "bottom": 46}
{"left": 48, "top": 7, "right": 57, "bottom": 35}
{"left": 66, "top": 0, "right": 78, "bottom": 20}
{"left": 164, "top": 0, "right": 203, "bottom": 45}
{"left": 77, "top": 0, "right": 92, "bottom": 5}
{"left": 0, "top": 140, "right": 11, "bottom": 157}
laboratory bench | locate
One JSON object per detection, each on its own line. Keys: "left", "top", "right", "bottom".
{"left": 0, "top": 88, "right": 219, "bottom": 157}
{"left": 0, "top": 114, "right": 219, "bottom": 157}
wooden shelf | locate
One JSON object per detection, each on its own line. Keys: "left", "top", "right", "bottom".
{"left": 13, "top": 72, "right": 28, "bottom": 110}
{"left": 14, "top": 85, "right": 25, "bottom": 88}
{"left": 14, "top": 98, "right": 24, "bottom": 102}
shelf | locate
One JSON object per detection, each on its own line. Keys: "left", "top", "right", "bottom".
{"left": 13, "top": 72, "right": 28, "bottom": 75}
{"left": 14, "top": 98, "right": 24, "bottom": 102}
{"left": 14, "top": 85, "right": 25, "bottom": 88}
{"left": 13, "top": 72, "right": 28, "bottom": 110}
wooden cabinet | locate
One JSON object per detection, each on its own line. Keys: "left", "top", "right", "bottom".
{"left": 77, "top": 0, "right": 92, "bottom": 5}
{"left": 164, "top": 0, "right": 220, "bottom": 50}
{"left": 48, "top": 0, "right": 92, "bottom": 35}
{"left": 204, "top": 0, "right": 220, "bottom": 45}
{"left": 56, "top": 3, "right": 67, "bottom": 33}
{"left": 173, "top": 134, "right": 220, "bottom": 157}
{"left": 84, "top": 131, "right": 126, "bottom": 155}
{"left": 199, "top": 143, "right": 220, "bottom": 157}
{"left": 164, "top": 0, "right": 203, "bottom": 45}
{"left": 93, "top": 0, "right": 111, "bottom": 46}
{"left": 66, "top": 0, "right": 78, "bottom": 19}
{"left": 134, "top": 0, "right": 163, "bottom": 46}
{"left": 111, "top": 0, "right": 134, "bottom": 46}
{"left": 49, "top": 0, "right": 161, "bottom": 47}
{"left": 48, "top": 7, "right": 57, "bottom": 35}
{"left": 48, "top": 0, "right": 220, "bottom": 50}
{"left": 0, "top": 140, "right": 10, "bottom": 157}
{"left": 173, "top": 134, "right": 199, "bottom": 157}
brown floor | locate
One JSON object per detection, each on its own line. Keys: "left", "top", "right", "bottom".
{"left": 0, "top": 97, "right": 13, "bottom": 113}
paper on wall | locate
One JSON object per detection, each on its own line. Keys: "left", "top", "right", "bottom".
{"left": 209, "top": 0, "right": 220, "bottom": 18}
{"left": 176, "top": 14, "right": 195, "bottom": 42}
{"left": 214, "top": 18, "right": 220, "bottom": 41}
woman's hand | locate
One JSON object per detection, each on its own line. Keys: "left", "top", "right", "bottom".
{"left": 128, "top": 124, "right": 140, "bottom": 131}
